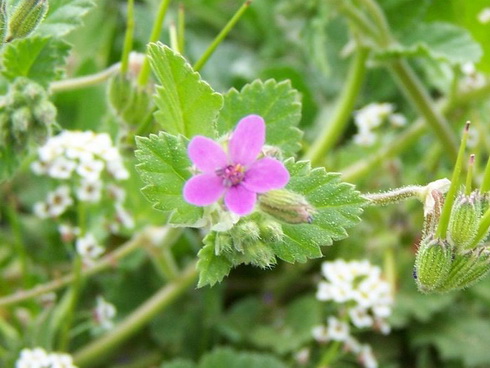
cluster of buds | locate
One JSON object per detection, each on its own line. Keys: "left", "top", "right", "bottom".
{"left": 415, "top": 123, "right": 490, "bottom": 293}
{"left": 0, "top": 78, "right": 57, "bottom": 178}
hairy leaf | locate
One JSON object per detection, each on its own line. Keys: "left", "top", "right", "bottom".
{"left": 197, "top": 233, "right": 233, "bottom": 288}
{"left": 217, "top": 79, "right": 303, "bottom": 157}
{"left": 1, "top": 36, "right": 70, "bottom": 87}
{"left": 270, "top": 159, "right": 366, "bottom": 263}
{"left": 36, "top": 0, "right": 95, "bottom": 37}
{"left": 376, "top": 22, "right": 482, "bottom": 65}
{"left": 148, "top": 42, "right": 223, "bottom": 138}
{"left": 135, "top": 132, "right": 203, "bottom": 226}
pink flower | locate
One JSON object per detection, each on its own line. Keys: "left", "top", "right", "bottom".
{"left": 183, "top": 115, "right": 290, "bottom": 215}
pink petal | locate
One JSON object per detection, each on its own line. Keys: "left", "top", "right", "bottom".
{"left": 228, "top": 115, "right": 265, "bottom": 166}
{"left": 242, "top": 158, "right": 290, "bottom": 193}
{"left": 224, "top": 185, "right": 257, "bottom": 215}
{"left": 183, "top": 173, "right": 225, "bottom": 206}
{"left": 188, "top": 136, "right": 228, "bottom": 173}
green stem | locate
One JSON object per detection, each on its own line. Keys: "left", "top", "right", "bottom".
{"left": 471, "top": 206, "right": 490, "bottom": 247}
{"left": 481, "top": 156, "right": 490, "bottom": 192}
{"left": 178, "top": 3, "right": 185, "bottom": 53}
{"left": 317, "top": 340, "right": 342, "bottom": 368}
{"left": 169, "top": 22, "right": 179, "bottom": 52}
{"left": 193, "top": 0, "right": 252, "bottom": 72}
{"left": 143, "top": 227, "right": 182, "bottom": 280}
{"left": 465, "top": 154, "right": 475, "bottom": 195}
{"left": 58, "top": 255, "right": 84, "bottom": 351}
{"left": 50, "top": 64, "right": 121, "bottom": 93}
{"left": 363, "top": 185, "right": 423, "bottom": 206}
{"left": 357, "top": 0, "right": 392, "bottom": 46}
{"left": 73, "top": 261, "right": 198, "bottom": 367}
{"left": 120, "top": 0, "right": 135, "bottom": 74}
{"left": 137, "top": 0, "right": 172, "bottom": 86}
{"left": 336, "top": 0, "right": 383, "bottom": 43}
{"left": 435, "top": 122, "right": 470, "bottom": 239}
{"left": 6, "top": 196, "right": 29, "bottom": 288}
{"left": 0, "top": 227, "right": 162, "bottom": 308}
{"left": 388, "top": 59, "right": 458, "bottom": 160}
{"left": 304, "top": 47, "right": 369, "bottom": 166}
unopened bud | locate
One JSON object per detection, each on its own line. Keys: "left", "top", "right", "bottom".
{"left": 237, "top": 241, "right": 276, "bottom": 268}
{"left": 422, "top": 189, "right": 444, "bottom": 238}
{"left": 214, "top": 232, "right": 233, "bottom": 255}
{"left": 447, "top": 192, "right": 481, "bottom": 250}
{"left": 32, "top": 100, "right": 56, "bottom": 124}
{"left": 232, "top": 220, "right": 260, "bottom": 245}
{"left": 11, "top": 106, "right": 32, "bottom": 137}
{"left": 259, "top": 219, "right": 284, "bottom": 243}
{"left": 258, "top": 189, "right": 316, "bottom": 224}
{"left": 8, "top": 0, "right": 48, "bottom": 41}
{"left": 414, "top": 238, "right": 452, "bottom": 293}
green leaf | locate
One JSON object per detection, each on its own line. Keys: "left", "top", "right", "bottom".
{"left": 36, "top": 0, "right": 95, "bottom": 37}
{"left": 271, "top": 159, "right": 366, "bottom": 263}
{"left": 135, "top": 132, "right": 203, "bottom": 226}
{"left": 217, "top": 79, "right": 303, "bottom": 157}
{"left": 197, "top": 233, "right": 233, "bottom": 288}
{"left": 199, "top": 347, "right": 287, "bottom": 368}
{"left": 147, "top": 42, "right": 223, "bottom": 138}
{"left": 376, "top": 22, "right": 483, "bottom": 65}
{"left": 1, "top": 36, "right": 71, "bottom": 87}
{"left": 161, "top": 360, "right": 196, "bottom": 368}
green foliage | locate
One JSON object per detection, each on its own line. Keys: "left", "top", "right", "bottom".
{"left": 196, "top": 159, "right": 365, "bottom": 287}
{"left": 217, "top": 79, "right": 303, "bottom": 157}
{"left": 135, "top": 132, "right": 203, "bottom": 226}
{"left": 148, "top": 42, "right": 224, "bottom": 138}
{"left": 36, "top": 0, "right": 95, "bottom": 37}
{"left": 376, "top": 22, "right": 483, "bottom": 65}
{"left": 1, "top": 36, "right": 71, "bottom": 87}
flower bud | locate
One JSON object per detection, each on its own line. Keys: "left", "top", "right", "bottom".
{"left": 258, "top": 189, "right": 315, "bottom": 224}
{"left": 414, "top": 238, "right": 452, "bottom": 293}
{"left": 447, "top": 192, "right": 481, "bottom": 250}
{"left": 8, "top": 0, "right": 48, "bottom": 41}
{"left": 11, "top": 106, "right": 33, "bottom": 139}
{"left": 259, "top": 219, "right": 284, "bottom": 243}
{"left": 214, "top": 232, "right": 233, "bottom": 255}
{"left": 236, "top": 241, "right": 276, "bottom": 268}
{"left": 422, "top": 189, "right": 444, "bottom": 238}
{"left": 32, "top": 100, "right": 57, "bottom": 125}
{"left": 232, "top": 220, "right": 261, "bottom": 246}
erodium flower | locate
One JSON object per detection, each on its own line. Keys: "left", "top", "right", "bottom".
{"left": 183, "top": 115, "right": 290, "bottom": 215}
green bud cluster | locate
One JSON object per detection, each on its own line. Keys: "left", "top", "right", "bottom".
{"left": 6, "top": 0, "right": 48, "bottom": 42}
{"left": 107, "top": 74, "right": 153, "bottom": 126}
{"left": 415, "top": 124, "right": 490, "bottom": 293}
{"left": 0, "top": 77, "right": 57, "bottom": 179}
{"left": 211, "top": 215, "right": 285, "bottom": 269}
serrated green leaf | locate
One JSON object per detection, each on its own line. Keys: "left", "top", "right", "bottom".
{"left": 199, "top": 347, "right": 287, "bottom": 368}
{"left": 36, "top": 0, "right": 95, "bottom": 37}
{"left": 376, "top": 22, "right": 482, "bottom": 65}
{"left": 271, "top": 159, "right": 365, "bottom": 263}
{"left": 135, "top": 132, "right": 203, "bottom": 226}
{"left": 147, "top": 42, "right": 223, "bottom": 138}
{"left": 217, "top": 79, "right": 303, "bottom": 157}
{"left": 1, "top": 36, "right": 70, "bottom": 87}
{"left": 197, "top": 233, "right": 233, "bottom": 288}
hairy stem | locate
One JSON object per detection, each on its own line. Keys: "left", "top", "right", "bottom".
{"left": 120, "top": 0, "right": 135, "bottom": 74}
{"left": 305, "top": 47, "right": 369, "bottom": 166}
{"left": 50, "top": 64, "right": 121, "bottom": 93}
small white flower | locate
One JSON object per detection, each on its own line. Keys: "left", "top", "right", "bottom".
{"left": 76, "top": 233, "right": 104, "bottom": 262}
{"left": 16, "top": 348, "right": 78, "bottom": 368}
{"left": 58, "top": 224, "right": 80, "bottom": 243}
{"left": 114, "top": 204, "right": 134, "bottom": 229}
{"left": 33, "top": 201, "right": 50, "bottom": 219}
{"left": 358, "top": 344, "right": 378, "bottom": 368}
{"left": 48, "top": 157, "right": 77, "bottom": 180}
{"left": 46, "top": 186, "right": 73, "bottom": 217}
{"left": 388, "top": 113, "right": 407, "bottom": 127}
{"left": 461, "top": 62, "right": 476, "bottom": 76}
{"left": 344, "top": 335, "right": 362, "bottom": 354}
{"left": 94, "top": 296, "right": 117, "bottom": 330}
{"left": 354, "top": 103, "right": 394, "bottom": 130}
{"left": 106, "top": 160, "right": 129, "bottom": 180}
{"left": 107, "top": 184, "right": 126, "bottom": 203}
{"left": 353, "top": 130, "right": 377, "bottom": 147}
{"left": 76, "top": 159, "right": 105, "bottom": 182}
{"left": 31, "top": 160, "right": 50, "bottom": 175}
{"left": 311, "top": 325, "right": 329, "bottom": 343}
{"left": 76, "top": 180, "right": 103, "bottom": 203}
{"left": 326, "top": 316, "right": 350, "bottom": 342}
{"left": 349, "top": 306, "right": 374, "bottom": 328}
{"left": 294, "top": 348, "right": 310, "bottom": 365}
{"left": 478, "top": 8, "right": 490, "bottom": 24}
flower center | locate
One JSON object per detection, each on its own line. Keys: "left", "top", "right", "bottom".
{"left": 216, "top": 164, "right": 245, "bottom": 187}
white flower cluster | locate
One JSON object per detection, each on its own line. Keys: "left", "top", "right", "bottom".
{"left": 313, "top": 259, "right": 394, "bottom": 368}
{"left": 353, "top": 103, "right": 406, "bottom": 147}
{"left": 478, "top": 8, "right": 490, "bottom": 24}
{"left": 460, "top": 62, "right": 486, "bottom": 94}
{"left": 16, "top": 348, "right": 77, "bottom": 368}
{"left": 76, "top": 233, "right": 105, "bottom": 264}
{"left": 93, "top": 296, "right": 117, "bottom": 331}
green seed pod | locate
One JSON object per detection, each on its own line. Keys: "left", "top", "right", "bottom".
{"left": 414, "top": 237, "right": 452, "bottom": 293}
{"left": 236, "top": 241, "right": 276, "bottom": 269}
{"left": 107, "top": 74, "right": 134, "bottom": 116}
{"left": 8, "top": 0, "right": 48, "bottom": 41}
{"left": 435, "top": 248, "right": 490, "bottom": 292}
{"left": 259, "top": 219, "right": 284, "bottom": 243}
{"left": 258, "top": 189, "right": 316, "bottom": 224}
{"left": 447, "top": 192, "right": 481, "bottom": 250}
